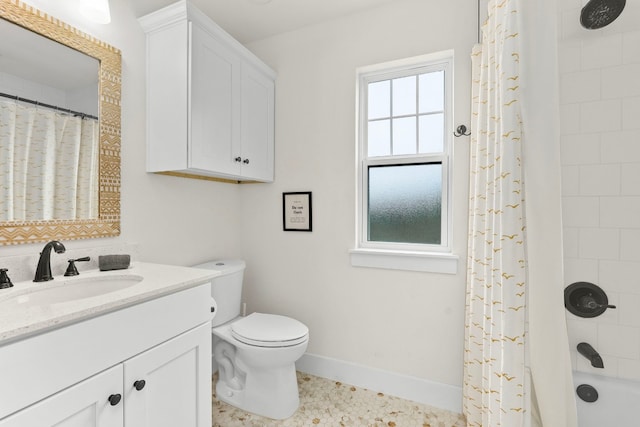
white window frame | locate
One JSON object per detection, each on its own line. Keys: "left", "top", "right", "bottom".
{"left": 350, "top": 51, "right": 458, "bottom": 274}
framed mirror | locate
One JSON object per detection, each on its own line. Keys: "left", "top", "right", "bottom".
{"left": 0, "top": 1, "right": 121, "bottom": 245}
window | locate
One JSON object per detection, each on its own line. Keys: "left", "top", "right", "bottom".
{"left": 351, "top": 52, "right": 457, "bottom": 273}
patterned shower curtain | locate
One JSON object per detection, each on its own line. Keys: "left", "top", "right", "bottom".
{"left": 465, "top": 0, "right": 578, "bottom": 425}
{"left": 0, "top": 100, "right": 99, "bottom": 222}
{"left": 463, "top": 0, "right": 528, "bottom": 425}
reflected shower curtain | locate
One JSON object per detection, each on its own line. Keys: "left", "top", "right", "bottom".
{"left": 0, "top": 100, "right": 99, "bottom": 221}
{"left": 464, "top": 0, "right": 577, "bottom": 426}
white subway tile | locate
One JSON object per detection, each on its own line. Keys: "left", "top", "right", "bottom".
{"left": 579, "top": 228, "right": 620, "bottom": 259}
{"left": 580, "top": 100, "right": 622, "bottom": 133}
{"left": 560, "top": 70, "right": 601, "bottom": 103}
{"left": 622, "top": 97, "right": 640, "bottom": 130}
{"left": 599, "top": 260, "right": 640, "bottom": 294}
{"left": 598, "top": 323, "right": 640, "bottom": 359}
{"left": 561, "top": 165, "right": 580, "bottom": 195}
{"left": 600, "top": 196, "right": 640, "bottom": 228}
{"left": 601, "top": 130, "right": 640, "bottom": 163}
{"left": 560, "top": 103, "right": 581, "bottom": 134}
{"left": 564, "top": 258, "right": 600, "bottom": 284}
{"left": 566, "top": 318, "right": 599, "bottom": 348}
{"left": 602, "top": 64, "right": 640, "bottom": 99}
{"left": 562, "top": 197, "right": 600, "bottom": 227}
{"left": 561, "top": 133, "right": 601, "bottom": 165}
{"left": 581, "top": 33, "right": 623, "bottom": 70}
{"left": 558, "top": 39, "right": 581, "bottom": 73}
{"left": 618, "top": 293, "right": 640, "bottom": 327}
{"left": 563, "top": 227, "right": 580, "bottom": 258}
{"left": 620, "top": 229, "right": 640, "bottom": 261}
{"left": 622, "top": 30, "right": 640, "bottom": 64}
{"left": 621, "top": 164, "right": 640, "bottom": 195}
{"left": 579, "top": 164, "right": 621, "bottom": 196}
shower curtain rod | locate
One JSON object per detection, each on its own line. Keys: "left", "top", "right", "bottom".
{"left": 0, "top": 92, "right": 98, "bottom": 120}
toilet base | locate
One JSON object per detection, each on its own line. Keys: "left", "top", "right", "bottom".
{"left": 215, "top": 362, "right": 300, "bottom": 420}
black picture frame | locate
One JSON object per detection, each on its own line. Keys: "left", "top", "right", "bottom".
{"left": 283, "top": 192, "right": 312, "bottom": 232}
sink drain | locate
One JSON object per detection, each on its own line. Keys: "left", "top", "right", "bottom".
{"left": 577, "top": 384, "right": 599, "bottom": 402}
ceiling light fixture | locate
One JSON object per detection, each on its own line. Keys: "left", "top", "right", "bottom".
{"left": 80, "top": 0, "right": 111, "bottom": 24}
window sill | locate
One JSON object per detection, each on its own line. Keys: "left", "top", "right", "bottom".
{"left": 349, "top": 248, "right": 459, "bottom": 274}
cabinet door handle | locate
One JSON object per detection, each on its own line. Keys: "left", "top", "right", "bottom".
{"left": 134, "top": 379, "right": 146, "bottom": 391}
{"left": 108, "top": 394, "right": 122, "bottom": 406}
{"left": 234, "top": 157, "right": 242, "bottom": 162}
{"left": 242, "top": 158, "right": 250, "bottom": 164}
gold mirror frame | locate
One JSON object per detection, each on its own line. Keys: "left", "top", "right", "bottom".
{"left": 0, "top": 0, "right": 121, "bottom": 245}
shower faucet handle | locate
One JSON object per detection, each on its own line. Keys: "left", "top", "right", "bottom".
{"left": 580, "top": 295, "right": 616, "bottom": 310}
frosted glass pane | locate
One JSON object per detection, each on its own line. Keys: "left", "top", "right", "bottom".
{"left": 368, "top": 120, "right": 390, "bottom": 156}
{"left": 392, "top": 76, "right": 416, "bottom": 116}
{"left": 368, "top": 163, "right": 442, "bottom": 244}
{"left": 419, "top": 114, "right": 444, "bottom": 153}
{"left": 419, "top": 71, "right": 444, "bottom": 113}
{"left": 392, "top": 117, "right": 416, "bottom": 155}
{"left": 368, "top": 80, "right": 390, "bottom": 119}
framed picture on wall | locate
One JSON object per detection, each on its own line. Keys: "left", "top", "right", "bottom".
{"left": 283, "top": 192, "right": 312, "bottom": 232}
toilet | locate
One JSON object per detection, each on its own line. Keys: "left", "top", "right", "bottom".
{"left": 194, "top": 260, "right": 309, "bottom": 420}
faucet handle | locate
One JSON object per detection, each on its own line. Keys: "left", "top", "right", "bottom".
{"left": 64, "top": 257, "right": 91, "bottom": 277}
{"left": 0, "top": 268, "right": 13, "bottom": 289}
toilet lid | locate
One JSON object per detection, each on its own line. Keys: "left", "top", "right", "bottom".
{"left": 231, "top": 313, "right": 309, "bottom": 348}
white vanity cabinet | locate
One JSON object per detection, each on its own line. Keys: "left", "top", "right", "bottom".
{"left": 0, "top": 282, "right": 212, "bottom": 427}
{"left": 140, "top": 0, "right": 276, "bottom": 183}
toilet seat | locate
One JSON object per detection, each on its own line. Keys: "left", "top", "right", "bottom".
{"left": 231, "top": 313, "right": 308, "bottom": 348}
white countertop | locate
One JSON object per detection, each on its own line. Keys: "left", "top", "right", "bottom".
{"left": 0, "top": 262, "right": 219, "bottom": 345}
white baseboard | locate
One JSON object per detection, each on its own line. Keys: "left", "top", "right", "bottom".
{"left": 295, "top": 353, "right": 463, "bottom": 414}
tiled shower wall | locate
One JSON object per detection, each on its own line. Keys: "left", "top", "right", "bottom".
{"left": 559, "top": 1, "right": 640, "bottom": 380}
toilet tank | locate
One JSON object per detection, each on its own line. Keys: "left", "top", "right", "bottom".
{"left": 192, "top": 259, "right": 245, "bottom": 327}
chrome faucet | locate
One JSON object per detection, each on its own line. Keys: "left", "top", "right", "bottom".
{"left": 34, "top": 240, "right": 66, "bottom": 282}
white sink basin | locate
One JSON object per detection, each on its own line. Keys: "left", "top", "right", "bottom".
{"left": 0, "top": 275, "right": 144, "bottom": 309}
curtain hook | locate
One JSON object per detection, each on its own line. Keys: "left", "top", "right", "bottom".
{"left": 454, "top": 124, "right": 471, "bottom": 137}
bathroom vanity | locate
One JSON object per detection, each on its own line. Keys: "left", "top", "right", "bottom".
{"left": 0, "top": 263, "right": 217, "bottom": 427}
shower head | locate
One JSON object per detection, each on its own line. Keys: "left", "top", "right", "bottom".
{"left": 580, "top": 0, "right": 626, "bottom": 29}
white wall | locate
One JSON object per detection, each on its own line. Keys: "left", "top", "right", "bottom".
{"left": 2, "top": 0, "right": 476, "bottom": 391}
{"left": 559, "top": 0, "right": 640, "bottom": 380}
{"left": 240, "top": 0, "right": 475, "bottom": 387}
{"left": 1, "top": 0, "right": 242, "bottom": 269}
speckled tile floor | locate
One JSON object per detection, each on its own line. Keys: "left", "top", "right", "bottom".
{"left": 212, "top": 372, "right": 466, "bottom": 427}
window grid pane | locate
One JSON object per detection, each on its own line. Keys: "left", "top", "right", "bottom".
{"left": 367, "top": 70, "right": 444, "bottom": 158}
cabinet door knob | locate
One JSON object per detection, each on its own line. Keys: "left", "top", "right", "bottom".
{"left": 108, "top": 394, "right": 122, "bottom": 406}
{"left": 242, "top": 158, "right": 250, "bottom": 164}
{"left": 134, "top": 379, "right": 146, "bottom": 391}
{"left": 234, "top": 157, "right": 242, "bottom": 162}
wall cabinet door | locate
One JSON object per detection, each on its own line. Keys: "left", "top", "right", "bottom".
{"left": 123, "top": 323, "right": 211, "bottom": 427}
{"left": 0, "top": 365, "right": 124, "bottom": 427}
{"left": 240, "top": 63, "right": 275, "bottom": 181}
{"left": 190, "top": 23, "right": 241, "bottom": 177}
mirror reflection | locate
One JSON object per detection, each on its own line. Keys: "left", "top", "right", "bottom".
{"left": 0, "top": 18, "right": 100, "bottom": 222}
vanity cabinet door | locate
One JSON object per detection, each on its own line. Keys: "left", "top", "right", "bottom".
{"left": 123, "top": 323, "right": 211, "bottom": 427}
{"left": 0, "top": 365, "right": 123, "bottom": 427}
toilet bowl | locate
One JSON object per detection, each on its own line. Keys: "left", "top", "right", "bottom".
{"left": 193, "top": 260, "right": 309, "bottom": 420}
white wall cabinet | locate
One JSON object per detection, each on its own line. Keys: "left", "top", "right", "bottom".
{"left": 0, "top": 284, "right": 212, "bottom": 427}
{"left": 140, "top": 0, "right": 276, "bottom": 183}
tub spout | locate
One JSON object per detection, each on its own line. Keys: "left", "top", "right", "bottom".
{"left": 577, "top": 342, "right": 604, "bottom": 368}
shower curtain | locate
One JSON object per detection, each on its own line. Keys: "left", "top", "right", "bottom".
{"left": 464, "top": 0, "right": 577, "bottom": 426}
{"left": 0, "top": 100, "right": 99, "bottom": 222}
